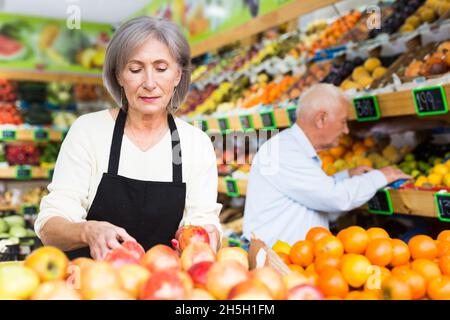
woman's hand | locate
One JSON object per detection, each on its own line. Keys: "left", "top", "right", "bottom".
{"left": 82, "top": 220, "right": 136, "bottom": 260}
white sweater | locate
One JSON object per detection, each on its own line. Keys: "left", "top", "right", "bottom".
{"left": 35, "top": 109, "right": 222, "bottom": 238}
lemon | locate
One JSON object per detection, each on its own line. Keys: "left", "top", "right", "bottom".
{"left": 432, "top": 164, "right": 449, "bottom": 175}
{"left": 272, "top": 240, "right": 291, "bottom": 255}
{"left": 414, "top": 176, "right": 428, "bottom": 187}
{"left": 444, "top": 173, "right": 450, "bottom": 188}
{"left": 427, "top": 173, "right": 444, "bottom": 186}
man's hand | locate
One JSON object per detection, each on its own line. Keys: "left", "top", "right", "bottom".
{"left": 349, "top": 165, "right": 374, "bottom": 177}
{"left": 379, "top": 166, "right": 413, "bottom": 184}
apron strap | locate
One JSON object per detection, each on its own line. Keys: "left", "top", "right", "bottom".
{"left": 108, "top": 109, "right": 183, "bottom": 183}
{"left": 168, "top": 114, "right": 183, "bottom": 183}
{"left": 108, "top": 108, "right": 127, "bottom": 175}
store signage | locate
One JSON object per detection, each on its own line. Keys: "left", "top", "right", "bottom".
{"left": 435, "top": 193, "right": 450, "bottom": 222}
{"left": 225, "top": 177, "right": 240, "bottom": 197}
{"left": 199, "top": 119, "right": 209, "bottom": 132}
{"left": 259, "top": 110, "right": 277, "bottom": 130}
{"left": 1, "top": 130, "right": 17, "bottom": 141}
{"left": 368, "top": 189, "right": 393, "bottom": 215}
{"left": 287, "top": 106, "right": 297, "bottom": 126}
{"left": 239, "top": 114, "right": 255, "bottom": 131}
{"left": 217, "top": 117, "right": 231, "bottom": 134}
{"left": 33, "top": 129, "right": 49, "bottom": 141}
{"left": 21, "top": 205, "right": 38, "bottom": 215}
{"left": 16, "top": 166, "right": 32, "bottom": 180}
{"left": 413, "top": 86, "right": 448, "bottom": 116}
{"left": 353, "top": 95, "right": 380, "bottom": 121}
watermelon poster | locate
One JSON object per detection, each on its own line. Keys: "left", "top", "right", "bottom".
{"left": 0, "top": 13, "right": 113, "bottom": 74}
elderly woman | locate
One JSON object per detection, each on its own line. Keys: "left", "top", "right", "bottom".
{"left": 35, "top": 16, "right": 222, "bottom": 260}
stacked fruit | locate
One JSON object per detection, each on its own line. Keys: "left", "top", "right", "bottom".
{"left": 340, "top": 57, "right": 387, "bottom": 91}
{"left": 0, "top": 79, "right": 17, "bottom": 102}
{"left": 405, "top": 41, "right": 450, "bottom": 77}
{"left": 272, "top": 226, "right": 450, "bottom": 300}
{"left": 413, "top": 158, "right": 450, "bottom": 188}
{"left": 319, "top": 135, "right": 405, "bottom": 176}
{"left": 47, "top": 82, "right": 73, "bottom": 107}
{"left": 5, "top": 144, "right": 40, "bottom": 166}
{"left": 322, "top": 57, "right": 364, "bottom": 87}
{"left": 286, "top": 62, "right": 332, "bottom": 100}
{"left": 0, "top": 214, "right": 35, "bottom": 239}
{"left": 399, "top": 0, "right": 450, "bottom": 34}
{"left": 74, "top": 84, "right": 99, "bottom": 102}
{"left": 0, "top": 103, "right": 23, "bottom": 125}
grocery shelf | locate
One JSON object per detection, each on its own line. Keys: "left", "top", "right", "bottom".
{"left": 218, "top": 176, "right": 445, "bottom": 219}
{"left": 0, "top": 127, "right": 66, "bottom": 142}
{"left": 0, "top": 69, "right": 103, "bottom": 85}
{"left": 192, "top": 84, "right": 450, "bottom": 132}
{"left": 0, "top": 166, "right": 53, "bottom": 180}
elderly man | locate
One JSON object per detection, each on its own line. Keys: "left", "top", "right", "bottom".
{"left": 243, "top": 84, "right": 410, "bottom": 247}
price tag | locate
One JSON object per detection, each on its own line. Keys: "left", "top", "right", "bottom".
{"left": 287, "top": 106, "right": 297, "bottom": 126}
{"left": 353, "top": 96, "right": 380, "bottom": 121}
{"left": 413, "top": 86, "right": 448, "bottom": 116}
{"left": 435, "top": 193, "right": 450, "bottom": 222}
{"left": 1, "top": 130, "right": 17, "bottom": 141}
{"left": 15, "top": 166, "right": 32, "bottom": 180}
{"left": 199, "top": 119, "right": 209, "bottom": 132}
{"left": 217, "top": 117, "right": 230, "bottom": 134}
{"left": 239, "top": 114, "right": 254, "bottom": 132}
{"left": 225, "top": 177, "right": 240, "bottom": 197}
{"left": 33, "top": 129, "right": 49, "bottom": 141}
{"left": 259, "top": 110, "right": 277, "bottom": 130}
{"left": 367, "top": 189, "right": 393, "bottom": 215}
{"left": 21, "top": 205, "right": 38, "bottom": 215}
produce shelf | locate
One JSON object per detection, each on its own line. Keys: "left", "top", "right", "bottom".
{"left": 0, "top": 166, "right": 53, "bottom": 180}
{"left": 192, "top": 84, "right": 450, "bottom": 132}
{"left": 0, "top": 69, "right": 103, "bottom": 85}
{"left": 0, "top": 127, "right": 66, "bottom": 142}
{"left": 218, "top": 177, "right": 447, "bottom": 220}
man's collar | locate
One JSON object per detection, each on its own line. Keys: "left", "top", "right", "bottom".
{"left": 290, "top": 124, "right": 318, "bottom": 159}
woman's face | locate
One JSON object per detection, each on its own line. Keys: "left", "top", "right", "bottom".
{"left": 118, "top": 36, "right": 181, "bottom": 115}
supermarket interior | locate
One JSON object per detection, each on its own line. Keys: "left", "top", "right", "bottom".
{"left": 1, "top": 0, "right": 450, "bottom": 300}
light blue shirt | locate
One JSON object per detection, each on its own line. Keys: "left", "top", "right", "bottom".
{"left": 243, "top": 124, "right": 388, "bottom": 247}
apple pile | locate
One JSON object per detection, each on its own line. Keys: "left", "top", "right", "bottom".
{"left": 0, "top": 225, "right": 324, "bottom": 300}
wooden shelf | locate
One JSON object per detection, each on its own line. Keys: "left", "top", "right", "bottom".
{"left": 0, "top": 127, "right": 66, "bottom": 142}
{"left": 0, "top": 166, "right": 53, "bottom": 180}
{"left": 0, "top": 69, "right": 103, "bottom": 85}
{"left": 0, "top": 205, "right": 17, "bottom": 212}
{"left": 191, "top": 0, "right": 340, "bottom": 57}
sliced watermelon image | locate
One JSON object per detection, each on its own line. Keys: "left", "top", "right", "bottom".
{"left": 0, "top": 34, "right": 27, "bottom": 61}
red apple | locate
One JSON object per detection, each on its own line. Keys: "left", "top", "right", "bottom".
{"left": 80, "top": 262, "right": 122, "bottom": 300}
{"left": 282, "top": 272, "right": 309, "bottom": 290}
{"left": 206, "top": 261, "right": 249, "bottom": 300}
{"left": 105, "top": 247, "right": 140, "bottom": 268}
{"left": 31, "top": 281, "right": 82, "bottom": 300}
{"left": 24, "top": 246, "right": 69, "bottom": 282}
{"left": 122, "top": 241, "right": 145, "bottom": 259}
{"left": 118, "top": 264, "right": 151, "bottom": 298}
{"left": 190, "top": 288, "right": 215, "bottom": 300}
{"left": 287, "top": 284, "right": 324, "bottom": 300}
{"left": 141, "top": 244, "right": 181, "bottom": 273}
{"left": 216, "top": 247, "right": 249, "bottom": 270}
{"left": 227, "top": 279, "right": 273, "bottom": 300}
{"left": 177, "top": 225, "right": 210, "bottom": 251}
{"left": 140, "top": 270, "right": 190, "bottom": 300}
{"left": 251, "top": 267, "right": 286, "bottom": 300}
{"left": 91, "top": 289, "right": 135, "bottom": 300}
{"left": 187, "top": 261, "right": 214, "bottom": 289}
{"left": 181, "top": 242, "right": 215, "bottom": 271}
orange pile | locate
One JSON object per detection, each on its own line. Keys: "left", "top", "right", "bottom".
{"left": 272, "top": 226, "right": 450, "bottom": 300}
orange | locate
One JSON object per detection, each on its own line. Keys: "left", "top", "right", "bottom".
{"left": 329, "top": 146, "right": 346, "bottom": 159}
{"left": 365, "top": 238, "right": 393, "bottom": 267}
{"left": 427, "top": 275, "right": 450, "bottom": 300}
{"left": 382, "top": 276, "right": 412, "bottom": 300}
{"left": 437, "top": 230, "right": 450, "bottom": 242}
{"left": 306, "top": 227, "right": 332, "bottom": 243}
{"left": 341, "top": 254, "right": 371, "bottom": 288}
{"left": 356, "top": 290, "right": 380, "bottom": 300}
{"left": 289, "top": 240, "right": 314, "bottom": 267}
{"left": 364, "top": 266, "right": 390, "bottom": 292}
{"left": 276, "top": 252, "right": 291, "bottom": 265}
{"left": 339, "top": 226, "right": 369, "bottom": 255}
{"left": 439, "top": 255, "right": 450, "bottom": 275}
{"left": 305, "top": 264, "right": 315, "bottom": 274}
{"left": 314, "top": 256, "right": 341, "bottom": 274}
{"left": 314, "top": 236, "right": 344, "bottom": 259}
{"left": 411, "top": 259, "right": 441, "bottom": 282}
{"left": 408, "top": 235, "right": 438, "bottom": 260}
{"left": 303, "top": 269, "right": 319, "bottom": 287}
{"left": 272, "top": 240, "right": 291, "bottom": 255}
{"left": 437, "top": 240, "right": 450, "bottom": 258}
{"left": 366, "top": 227, "right": 390, "bottom": 241}
{"left": 390, "top": 239, "right": 411, "bottom": 267}
{"left": 317, "top": 267, "right": 349, "bottom": 299}
{"left": 345, "top": 291, "right": 363, "bottom": 300}
{"left": 288, "top": 264, "right": 304, "bottom": 274}
{"left": 391, "top": 264, "right": 411, "bottom": 276}
{"left": 396, "top": 270, "right": 426, "bottom": 300}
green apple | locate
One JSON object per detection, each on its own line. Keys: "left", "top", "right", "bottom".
{"left": 0, "top": 264, "right": 40, "bottom": 299}
{"left": 0, "top": 218, "right": 8, "bottom": 233}
{"left": 411, "top": 170, "right": 421, "bottom": 178}
{"left": 0, "top": 232, "right": 10, "bottom": 239}
{"left": 434, "top": 157, "right": 443, "bottom": 165}
{"left": 4, "top": 215, "right": 25, "bottom": 229}
{"left": 404, "top": 153, "right": 415, "bottom": 162}
{"left": 26, "top": 229, "right": 36, "bottom": 237}
{"left": 9, "top": 226, "right": 27, "bottom": 238}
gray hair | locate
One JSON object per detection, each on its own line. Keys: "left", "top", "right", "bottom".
{"left": 296, "top": 83, "right": 350, "bottom": 119}
{"left": 103, "top": 16, "right": 191, "bottom": 113}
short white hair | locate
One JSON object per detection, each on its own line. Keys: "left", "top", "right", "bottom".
{"left": 296, "top": 83, "right": 350, "bottom": 119}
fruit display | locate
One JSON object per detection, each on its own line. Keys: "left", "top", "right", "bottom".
{"left": 47, "top": 82, "right": 73, "bottom": 107}
{"left": 52, "top": 111, "right": 77, "bottom": 129}
{"left": 0, "top": 103, "right": 23, "bottom": 125}
{"left": 340, "top": 57, "right": 388, "bottom": 91}
{"left": 74, "top": 84, "right": 99, "bottom": 102}
{"left": 399, "top": 0, "right": 450, "bottom": 34}
{"left": 0, "top": 214, "right": 35, "bottom": 239}
{"left": 404, "top": 41, "right": 450, "bottom": 78}
{"left": 271, "top": 226, "right": 450, "bottom": 300}
{"left": 39, "top": 143, "right": 60, "bottom": 166}
{"left": 0, "top": 144, "right": 5, "bottom": 163}
{"left": 321, "top": 57, "right": 364, "bottom": 87}
{"left": 286, "top": 61, "right": 332, "bottom": 100}
{"left": 0, "top": 186, "right": 48, "bottom": 209}
{"left": 5, "top": 143, "right": 40, "bottom": 166}
{"left": 0, "top": 79, "right": 18, "bottom": 102}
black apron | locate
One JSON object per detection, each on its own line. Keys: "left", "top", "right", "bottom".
{"left": 66, "top": 109, "right": 186, "bottom": 259}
